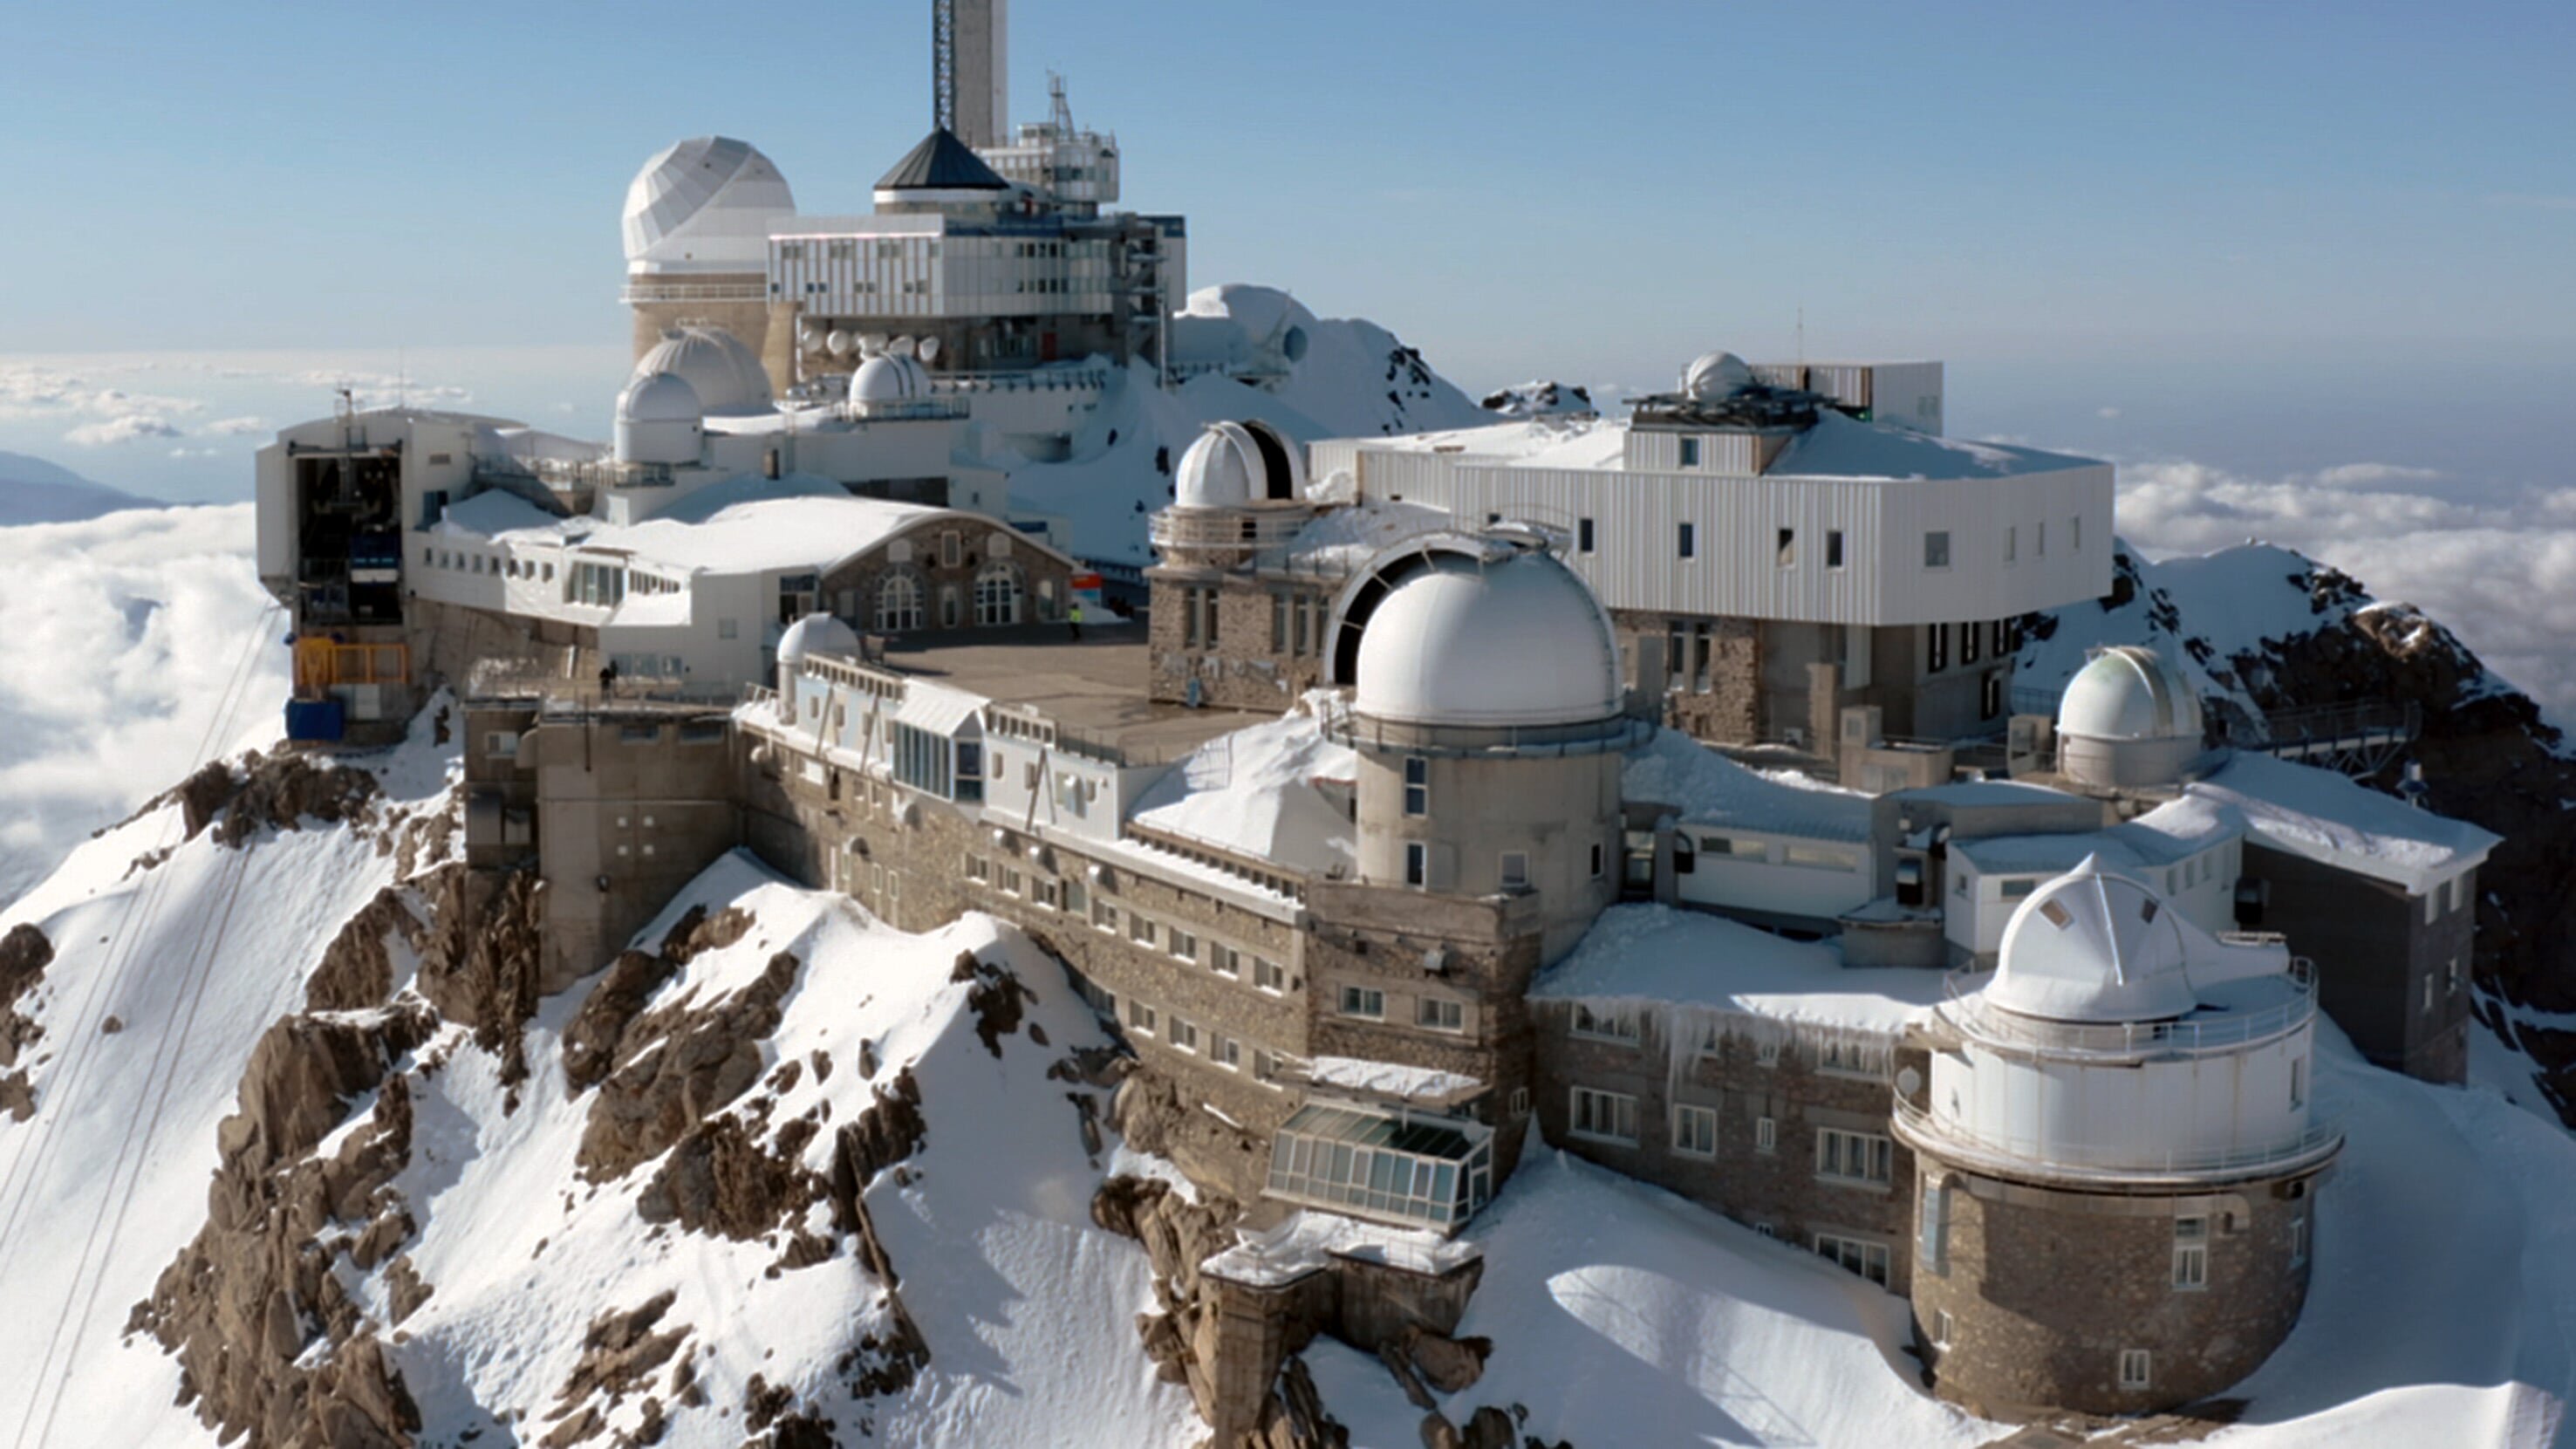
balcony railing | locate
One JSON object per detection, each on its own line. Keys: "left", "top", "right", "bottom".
{"left": 1148, "top": 509, "right": 1315, "bottom": 553}
{"left": 1892, "top": 1094, "right": 2342, "bottom": 1184}
{"left": 619, "top": 279, "right": 767, "bottom": 304}
{"left": 1938, "top": 957, "right": 2317, "bottom": 1059}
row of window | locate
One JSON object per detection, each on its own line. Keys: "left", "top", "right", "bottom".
{"left": 1673, "top": 833, "right": 1862, "bottom": 875}
{"left": 1270, "top": 590, "right": 1328, "bottom": 658}
{"left": 1393, "top": 837, "right": 1607, "bottom": 891}
{"left": 1178, "top": 585, "right": 1222, "bottom": 648}
{"left": 1083, "top": 892, "right": 1291, "bottom": 993}
{"left": 1335, "top": 984, "right": 1466, "bottom": 1033}
{"left": 1117, "top": 996, "right": 1284, "bottom": 1083}
{"left": 1566, "top": 1008, "right": 1886, "bottom": 1079}
{"left": 1641, "top": 519, "right": 2087, "bottom": 571}
{"left": 1563, "top": 1087, "right": 1886, "bottom": 1184}
{"left": 1923, "top": 619, "right": 2023, "bottom": 674}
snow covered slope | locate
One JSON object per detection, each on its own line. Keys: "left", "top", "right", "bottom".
{"left": 1004, "top": 285, "right": 1490, "bottom": 566}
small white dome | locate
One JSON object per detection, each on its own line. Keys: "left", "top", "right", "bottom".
{"left": 2059, "top": 646, "right": 2204, "bottom": 742}
{"left": 1683, "top": 350, "right": 1756, "bottom": 400}
{"left": 1174, "top": 420, "right": 1305, "bottom": 509}
{"left": 616, "top": 370, "right": 702, "bottom": 425}
{"left": 849, "top": 352, "right": 931, "bottom": 407}
{"left": 632, "top": 325, "right": 773, "bottom": 416}
{"left": 1352, "top": 546, "right": 1622, "bottom": 728}
{"left": 1986, "top": 857, "right": 2200, "bottom": 1023}
{"left": 777, "top": 612, "right": 861, "bottom": 666}
{"left": 622, "top": 137, "right": 796, "bottom": 274}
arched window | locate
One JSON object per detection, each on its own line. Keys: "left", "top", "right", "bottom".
{"left": 974, "top": 562, "right": 1023, "bottom": 626}
{"left": 877, "top": 571, "right": 925, "bottom": 632}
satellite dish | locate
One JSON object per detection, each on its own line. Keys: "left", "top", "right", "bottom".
{"left": 917, "top": 335, "right": 942, "bottom": 363}
{"left": 863, "top": 333, "right": 890, "bottom": 358}
{"left": 892, "top": 334, "right": 918, "bottom": 359}
{"left": 824, "top": 329, "right": 852, "bottom": 358}
{"left": 797, "top": 321, "right": 822, "bottom": 347}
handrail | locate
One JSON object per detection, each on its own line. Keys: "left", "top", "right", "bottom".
{"left": 1892, "top": 1094, "right": 2341, "bottom": 1181}
{"left": 1938, "top": 958, "right": 2316, "bottom": 1058}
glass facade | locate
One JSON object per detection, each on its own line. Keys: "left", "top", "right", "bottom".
{"left": 1265, "top": 1104, "right": 1493, "bottom": 1230}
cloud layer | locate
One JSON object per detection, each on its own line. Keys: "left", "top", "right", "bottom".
{"left": 0, "top": 505, "right": 286, "bottom": 906}
{"left": 2115, "top": 457, "right": 2576, "bottom": 724}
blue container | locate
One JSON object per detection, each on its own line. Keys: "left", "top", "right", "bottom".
{"left": 285, "top": 698, "right": 346, "bottom": 742}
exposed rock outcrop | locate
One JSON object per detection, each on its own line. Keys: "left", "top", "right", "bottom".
{"left": 411, "top": 864, "right": 547, "bottom": 1089}
{"left": 577, "top": 948, "right": 803, "bottom": 1181}
{"left": 563, "top": 905, "right": 754, "bottom": 1094}
{"left": 0, "top": 922, "right": 53, "bottom": 1118}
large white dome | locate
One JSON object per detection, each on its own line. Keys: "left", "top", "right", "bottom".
{"left": 777, "top": 612, "right": 861, "bottom": 667}
{"left": 1986, "top": 858, "right": 2200, "bottom": 1024}
{"left": 1174, "top": 420, "right": 1303, "bottom": 509}
{"left": 1352, "top": 546, "right": 1622, "bottom": 728}
{"left": 1682, "top": 350, "right": 1755, "bottom": 400}
{"left": 623, "top": 136, "right": 796, "bottom": 275}
{"left": 632, "top": 325, "right": 772, "bottom": 417}
{"left": 2059, "top": 646, "right": 2204, "bottom": 742}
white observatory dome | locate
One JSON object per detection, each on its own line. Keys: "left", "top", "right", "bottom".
{"left": 849, "top": 352, "right": 932, "bottom": 407}
{"left": 1174, "top": 420, "right": 1305, "bottom": 509}
{"left": 632, "top": 325, "right": 773, "bottom": 416}
{"left": 2059, "top": 646, "right": 2204, "bottom": 742}
{"left": 622, "top": 137, "right": 796, "bottom": 275}
{"left": 1985, "top": 857, "right": 2200, "bottom": 1024}
{"left": 1353, "top": 546, "right": 1622, "bottom": 728}
{"left": 612, "top": 371, "right": 704, "bottom": 466}
{"left": 1682, "top": 350, "right": 1756, "bottom": 400}
{"left": 777, "top": 612, "right": 862, "bottom": 668}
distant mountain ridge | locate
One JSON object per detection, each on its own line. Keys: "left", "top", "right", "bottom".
{"left": 0, "top": 451, "right": 160, "bottom": 526}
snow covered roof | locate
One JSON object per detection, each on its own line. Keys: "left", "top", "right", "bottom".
{"left": 1201, "top": 1210, "right": 1481, "bottom": 1289}
{"left": 1302, "top": 1057, "right": 1483, "bottom": 1108}
{"left": 1764, "top": 410, "right": 2098, "bottom": 482}
{"left": 1623, "top": 729, "right": 1872, "bottom": 844}
{"left": 876, "top": 128, "right": 1009, "bottom": 191}
{"left": 1953, "top": 794, "right": 2245, "bottom": 878}
{"left": 2186, "top": 752, "right": 2499, "bottom": 893}
{"left": 1985, "top": 858, "right": 2203, "bottom": 1022}
{"left": 1352, "top": 545, "right": 1623, "bottom": 728}
{"left": 1531, "top": 904, "right": 1944, "bottom": 1035}
{"left": 1126, "top": 704, "right": 1356, "bottom": 877}
{"left": 1280, "top": 497, "right": 1453, "bottom": 571}
{"left": 632, "top": 326, "right": 772, "bottom": 416}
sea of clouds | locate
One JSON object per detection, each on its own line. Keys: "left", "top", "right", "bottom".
{"left": 0, "top": 505, "right": 288, "bottom": 907}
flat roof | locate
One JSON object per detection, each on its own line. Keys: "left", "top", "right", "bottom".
{"left": 874, "top": 626, "right": 1268, "bottom": 762}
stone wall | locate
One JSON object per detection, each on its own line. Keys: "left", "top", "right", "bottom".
{"left": 737, "top": 738, "right": 1317, "bottom": 1204}
{"left": 1533, "top": 1002, "right": 1916, "bottom": 1295}
{"left": 819, "top": 521, "right": 1076, "bottom": 635}
{"left": 1146, "top": 568, "right": 1332, "bottom": 712}
{"left": 1615, "top": 612, "right": 1759, "bottom": 743}
{"left": 1909, "top": 1164, "right": 2320, "bottom": 1416}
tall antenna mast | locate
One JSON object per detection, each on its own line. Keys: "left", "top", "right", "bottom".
{"left": 932, "top": 0, "right": 956, "bottom": 133}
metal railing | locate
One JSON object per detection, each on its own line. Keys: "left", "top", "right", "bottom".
{"left": 1893, "top": 1094, "right": 2341, "bottom": 1182}
{"left": 619, "top": 279, "right": 767, "bottom": 304}
{"left": 1938, "top": 957, "right": 2317, "bottom": 1058}
{"left": 1326, "top": 709, "right": 1653, "bottom": 761}
{"left": 1148, "top": 509, "right": 1315, "bottom": 551}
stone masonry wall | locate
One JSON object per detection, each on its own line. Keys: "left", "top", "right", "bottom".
{"left": 1147, "top": 569, "right": 1332, "bottom": 712}
{"left": 1910, "top": 1165, "right": 2320, "bottom": 1416}
{"left": 1534, "top": 1001, "right": 1916, "bottom": 1295}
{"left": 1614, "top": 611, "right": 1760, "bottom": 744}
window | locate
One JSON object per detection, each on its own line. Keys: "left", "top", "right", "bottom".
{"left": 1923, "top": 530, "right": 1951, "bottom": 569}
{"left": 1270, "top": 591, "right": 1289, "bottom": 653}
{"left": 1815, "top": 1128, "right": 1894, "bottom": 1186}
{"left": 1033, "top": 878, "right": 1060, "bottom": 911}
{"left": 1403, "top": 756, "right": 1429, "bottom": 817}
{"left": 1672, "top": 1104, "right": 1717, "bottom": 1158}
{"left": 1125, "top": 1000, "right": 1158, "bottom": 1036}
{"left": 1963, "top": 621, "right": 1981, "bottom": 664}
{"left": 1212, "top": 944, "right": 1241, "bottom": 978}
{"left": 2423, "top": 974, "right": 2436, "bottom": 1013}
{"left": 1169, "top": 1017, "right": 1200, "bottom": 1054}
{"left": 1919, "top": 1178, "right": 1950, "bottom": 1270}
{"left": 1677, "top": 522, "right": 1697, "bottom": 559}
{"left": 1340, "top": 986, "right": 1385, "bottom": 1020}
{"left": 1992, "top": 620, "right": 2010, "bottom": 658}
{"left": 1063, "top": 879, "right": 1087, "bottom": 917}
{"left": 1815, "top": 1037, "right": 1884, "bottom": 1079}
{"left": 2291, "top": 1055, "right": 2306, "bottom": 1109}
{"left": 2073, "top": 515, "right": 2084, "bottom": 552}
{"left": 1980, "top": 670, "right": 2005, "bottom": 721}
{"left": 483, "top": 730, "right": 518, "bottom": 759}
{"left": 2003, "top": 524, "right": 2017, "bottom": 564}
{"left": 1589, "top": 842, "right": 1606, "bottom": 880}
{"left": 940, "top": 530, "right": 961, "bottom": 568}
{"left": 974, "top": 562, "right": 1023, "bottom": 626}
{"left": 1570, "top": 1002, "right": 1640, "bottom": 1043}
{"left": 965, "top": 854, "right": 991, "bottom": 883}
{"left": 1169, "top": 929, "right": 1198, "bottom": 963}
{"left": 1577, "top": 517, "right": 1595, "bottom": 553}
{"left": 1814, "top": 1234, "right": 1891, "bottom": 1287}
{"left": 1092, "top": 899, "right": 1117, "bottom": 933}
{"left": 717, "top": 617, "right": 739, "bottom": 641}
{"left": 1254, "top": 956, "right": 1287, "bottom": 993}
{"left": 1404, "top": 842, "right": 1428, "bottom": 888}
{"left": 2173, "top": 1216, "right": 2209, "bottom": 1290}
{"left": 1568, "top": 1086, "right": 1639, "bottom": 1145}
{"left": 1214, "top": 1036, "right": 1241, "bottom": 1070}
{"left": 877, "top": 572, "right": 925, "bottom": 632}
{"left": 2290, "top": 1213, "right": 2309, "bottom": 1269}
{"left": 2119, "top": 1350, "right": 2152, "bottom": 1392}
{"left": 1755, "top": 1116, "right": 1777, "bottom": 1153}
{"left": 1500, "top": 851, "right": 1529, "bottom": 890}
{"left": 1776, "top": 528, "right": 1796, "bottom": 567}
{"left": 1927, "top": 622, "right": 1949, "bottom": 673}
{"left": 2449, "top": 955, "right": 2464, "bottom": 997}
{"left": 1933, "top": 1309, "right": 1954, "bottom": 1350}
{"left": 1755, "top": 1039, "right": 1780, "bottom": 1067}
{"left": 1417, "top": 996, "right": 1464, "bottom": 1033}
{"left": 1508, "top": 1087, "right": 1531, "bottom": 1119}
{"left": 1130, "top": 915, "right": 1158, "bottom": 949}
{"left": 1677, "top": 437, "right": 1701, "bottom": 467}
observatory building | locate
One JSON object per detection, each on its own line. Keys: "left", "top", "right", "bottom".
{"left": 619, "top": 0, "right": 1184, "bottom": 393}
